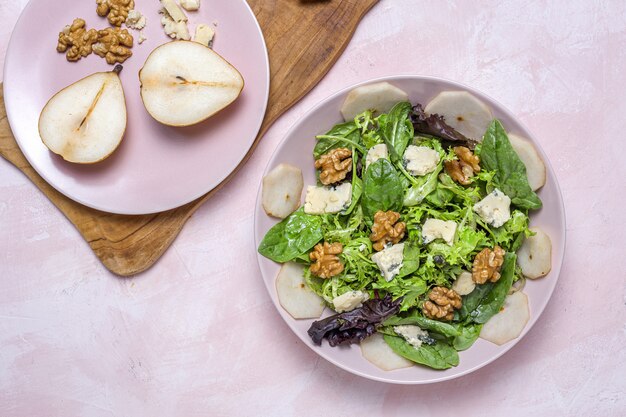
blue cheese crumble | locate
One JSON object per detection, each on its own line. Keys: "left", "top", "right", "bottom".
{"left": 304, "top": 183, "right": 352, "bottom": 214}
{"left": 403, "top": 145, "right": 440, "bottom": 176}
{"left": 422, "top": 218, "right": 457, "bottom": 245}
{"left": 473, "top": 188, "right": 511, "bottom": 228}
{"left": 371, "top": 243, "right": 404, "bottom": 281}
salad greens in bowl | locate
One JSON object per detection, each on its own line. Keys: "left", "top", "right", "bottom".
{"left": 254, "top": 76, "right": 565, "bottom": 384}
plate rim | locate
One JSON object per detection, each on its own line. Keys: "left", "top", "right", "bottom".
{"left": 3, "top": 0, "right": 270, "bottom": 215}
{"left": 253, "top": 74, "right": 566, "bottom": 384}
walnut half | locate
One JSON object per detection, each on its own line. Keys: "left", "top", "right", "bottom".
{"left": 423, "top": 287, "right": 462, "bottom": 321}
{"left": 444, "top": 146, "right": 481, "bottom": 185}
{"left": 472, "top": 246, "right": 505, "bottom": 284}
{"left": 96, "top": 0, "right": 135, "bottom": 27}
{"left": 310, "top": 242, "right": 344, "bottom": 279}
{"left": 370, "top": 210, "right": 406, "bottom": 252}
{"left": 315, "top": 148, "right": 352, "bottom": 185}
{"left": 57, "top": 18, "right": 98, "bottom": 62}
{"left": 92, "top": 27, "right": 134, "bottom": 65}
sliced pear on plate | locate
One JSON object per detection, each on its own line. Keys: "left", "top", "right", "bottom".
{"left": 340, "top": 82, "right": 408, "bottom": 121}
{"left": 508, "top": 133, "right": 546, "bottom": 191}
{"left": 262, "top": 163, "right": 304, "bottom": 219}
{"left": 424, "top": 91, "right": 493, "bottom": 141}
{"left": 517, "top": 227, "right": 552, "bottom": 279}
{"left": 480, "top": 291, "right": 530, "bottom": 345}
{"left": 38, "top": 65, "right": 127, "bottom": 164}
{"left": 361, "top": 333, "right": 413, "bottom": 371}
{"left": 276, "top": 262, "right": 325, "bottom": 319}
{"left": 139, "top": 40, "right": 244, "bottom": 127}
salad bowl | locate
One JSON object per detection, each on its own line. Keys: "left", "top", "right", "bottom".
{"left": 254, "top": 75, "right": 565, "bottom": 384}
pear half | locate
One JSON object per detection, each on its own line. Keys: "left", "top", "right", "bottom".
{"left": 38, "top": 66, "right": 127, "bottom": 164}
{"left": 139, "top": 41, "right": 244, "bottom": 127}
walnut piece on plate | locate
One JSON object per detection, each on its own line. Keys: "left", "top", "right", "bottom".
{"left": 310, "top": 242, "right": 344, "bottom": 279}
{"left": 423, "top": 287, "right": 462, "bottom": 321}
{"left": 472, "top": 246, "right": 505, "bottom": 284}
{"left": 57, "top": 18, "right": 98, "bottom": 62}
{"left": 315, "top": 148, "right": 352, "bottom": 185}
{"left": 92, "top": 27, "right": 134, "bottom": 65}
{"left": 96, "top": 0, "right": 135, "bottom": 27}
{"left": 370, "top": 210, "right": 406, "bottom": 252}
{"left": 444, "top": 146, "right": 480, "bottom": 185}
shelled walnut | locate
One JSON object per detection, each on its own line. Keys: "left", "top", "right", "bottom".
{"left": 370, "top": 210, "right": 406, "bottom": 251}
{"left": 310, "top": 242, "right": 344, "bottom": 279}
{"left": 472, "top": 246, "right": 505, "bottom": 284}
{"left": 57, "top": 19, "right": 98, "bottom": 62}
{"left": 92, "top": 27, "right": 134, "bottom": 65}
{"left": 444, "top": 146, "right": 480, "bottom": 185}
{"left": 96, "top": 0, "right": 135, "bottom": 27}
{"left": 423, "top": 287, "right": 462, "bottom": 321}
{"left": 315, "top": 148, "right": 352, "bottom": 185}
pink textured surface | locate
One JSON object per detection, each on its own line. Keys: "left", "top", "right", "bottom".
{"left": 1, "top": 0, "right": 625, "bottom": 415}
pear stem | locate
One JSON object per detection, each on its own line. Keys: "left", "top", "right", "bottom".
{"left": 113, "top": 64, "right": 123, "bottom": 75}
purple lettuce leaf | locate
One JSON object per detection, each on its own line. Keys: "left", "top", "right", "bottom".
{"left": 307, "top": 295, "right": 403, "bottom": 347}
{"left": 410, "top": 103, "right": 479, "bottom": 149}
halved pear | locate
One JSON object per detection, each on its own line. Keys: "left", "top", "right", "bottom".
{"left": 139, "top": 41, "right": 244, "bottom": 127}
{"left": 38, "top": 66, "right": 127, "bottom": 164}
{"left": 424, "top": 91, "right": 493, "bottom": 141}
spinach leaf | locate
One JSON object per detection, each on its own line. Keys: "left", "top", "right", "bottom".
{"left": 381, "top": 102, "right": 414, "bottom": 163}
{"left": 403, "top": 167, "right": 441, "bottom": 206}
{"left": 469, "top": 252, "right": 516, "bottom": 323}
{"left": 480, "top": 120, "right": 542, "bottom": 210}
{"left": 258, "top": 208, "right": 323, "bottom": 263}
{"left": 384, "top": 312, "right": 460, "bottom": 338}
{"left": 313, "top": 121, "right": 360, "bottom": 158}
{"left": 452, "top": 323, "right": 482, "bottom": 351}
{"left": 384, "top": 335, "right": 459, "bottom": 370}
{"left": 361, "top": 159, "right": 404, "bottom": 219}
{"left": 456, "top": 253, "right": 516, "bottom": 324}
{"left": 397, "top": 242, "right": 420, "bottom": 278}
{"left": 343, "top": 150, "right": 363, "bottom": 216}
{"left": 456, "top": 281, "right": 494, "bottom": 321}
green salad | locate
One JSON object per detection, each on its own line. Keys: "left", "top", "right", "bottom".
{"left": 258, "top": 99, "right": 543, "bottom": 371}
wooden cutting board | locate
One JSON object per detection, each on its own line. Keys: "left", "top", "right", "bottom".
{"left": 0, "top": 0, "right": 378, "bottom": 276}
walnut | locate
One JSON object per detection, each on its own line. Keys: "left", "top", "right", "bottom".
{"left": 370, "top": 210, "right": 406, "bottom": 252}
{"left": 92, "top": 27, "right": 134, "bottom": 65}
{"left": 309, "top": 242, "right": 344, "bottom": 279}
{"left": 444, "top": 146, "right": 481, "bottom": 185}
{"left": 56, "top": 19, "right": 98, "bottom": 62}
{"left": 96, "top": 0, "right": 135, "bottom": 27}
{"left": 472, "top": 246, "right": 505, "bottom": 284}
{"left": 315, "top": 148, "right": 352, "bottom": 185}
{"left": 423, "top": 287, "right": 462, "bottom": 321}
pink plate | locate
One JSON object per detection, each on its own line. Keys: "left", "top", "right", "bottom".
{"left": 254, "top": 75, "right": 566, "bottom": 384}
{"left": 4, "top": 0, "right": 269, "bottom": 214}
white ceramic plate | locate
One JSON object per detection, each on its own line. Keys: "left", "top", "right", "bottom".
{"left": 4, "top": 0, "right": 269, "bottom": 214}
{"left": 254, "top": 75, "right": 566, "bottom": 384}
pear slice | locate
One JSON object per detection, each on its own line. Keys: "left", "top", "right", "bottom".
{"left": 424, "top": 91, "right": 493, "bottom": 141}
{"left": 38, "top": 66, "right": 127, "bottom": 164}
{"left": 517, "top": 227, "right": 552, "bottom": 279}
{"left": 139, "top": 41, "right": 244, "bottom": 127}
{"left": 480, "top": 291, "right": 530, "bottom": 345}
{"left": 340, "top": 82, "right": 409, "bottom": 121}
{"left": 361, "top": 333, "right": 413, "bottom": 371}
{"left": 276, "top": 262, "right": 325, "bottom": 319}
